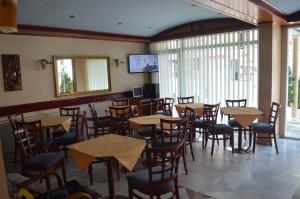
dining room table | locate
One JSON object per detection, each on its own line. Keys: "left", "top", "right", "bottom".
{"left": 221, "top": 107, "right": 264, "bottom": 153}
{"left": 175, "top": 103, "right": 204, "bottom": 117}
{"left": 70, "top": 134, "right": 146, "bottom": 199}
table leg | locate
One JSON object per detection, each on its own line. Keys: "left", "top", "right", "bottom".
{"left": 107, "top": 158, "right": 115, "bottom": 199}
{"left": 238, "top": 127, "right": 242, "bottom": 152}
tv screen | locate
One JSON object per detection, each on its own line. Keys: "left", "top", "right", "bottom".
{"left": 128, "top": 54, "right": 158, "bottom": 73}
{"left": 132, "top": 86, "right": 143, "bottom": 98}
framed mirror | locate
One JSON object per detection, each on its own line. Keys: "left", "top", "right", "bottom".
{"left": 53, "top": 56, "right": 111, "bottom": 97}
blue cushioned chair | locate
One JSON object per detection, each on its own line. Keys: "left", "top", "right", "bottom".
{"left": 13, "top": 124, "right": 66, "bottom": 192}
{"left": 250, "top": 102, "right": 281, "bottom": 154}
{"left": 203, "top": 103, "right": 234, "bottom": 156}
{"left": 225, "top": 99, "right": 248, "bottom": 140}
{"left": 127, "top": 139, "right": 185, "bottom": 199}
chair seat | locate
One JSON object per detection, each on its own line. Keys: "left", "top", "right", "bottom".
{"left": 228, "top": 119, "right": 241, "bottom": 128}
{"left": 55, "top": 133, "right": 78, "bottom": 146}
{"left": 25, "top": 152, "right": 64, "bottom": 170}
{"left": 137, "top": 126, "right": 153, "bottom": 138}
{"left": 250, "top": 123, "right": 273, "bottom": 133}
{"left": 213, "top": 124, "right": 233, "bottom": 134}
{"left": 192, "top": 119, "right": 205, "bottom": 127}
{"left": 152, "top": 138, "right": 180, "bottom": 147}
{"left": 127, "top": 167, "right": 174, "bottom": 194}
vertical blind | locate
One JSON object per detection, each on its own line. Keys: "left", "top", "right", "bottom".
{"left": 86, "top": 59, "right": 109, "bottom": 90}
{"left": 151, "top": 29, "right": 258, "bottom": 106}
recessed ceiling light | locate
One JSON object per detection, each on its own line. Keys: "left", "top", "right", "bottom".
{"left": 191, "top": 4, "right": 197, "bottom": 7}
{"left": 117, "top": 22, "right": 123, "bottom": 25}
{"left": 69, "top": 15, "right": 75, "bottom": 18}
{"left": 148, "top": 26, "right": 152, "bottom": 29}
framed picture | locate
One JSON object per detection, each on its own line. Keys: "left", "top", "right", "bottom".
{"left": 2, "top": 54, "right": 22, "bottom": 91}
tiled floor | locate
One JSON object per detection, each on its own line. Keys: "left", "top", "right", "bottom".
{"left": 4, "top": 136, "right": 300, "bottom": 199}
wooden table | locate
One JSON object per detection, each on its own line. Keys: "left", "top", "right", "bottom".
{"left": 175, "top": 103, "right": 204, "bottom": 117}
{"left": 70, "top": 134, "right": 146, "bottom": 199}
{"left": 221, "top": 107, "right": 264, "bottom": 153}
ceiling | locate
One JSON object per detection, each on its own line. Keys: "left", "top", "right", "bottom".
{"left": 18, "top": 0, "right": 226, "bottom": 37}
{"left": 266, "top": 0, "right": 300, "bottom": 14}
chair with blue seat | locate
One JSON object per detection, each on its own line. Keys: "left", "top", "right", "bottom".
{"left": 13, "top": 124, "right": 66, "bottom": 192}
{"left": 127, "top": 138, "right": 185, "bottom": 199}
{"left": 87, "top": 103, "right": 111, "bottom": 138}
{"left": 203, "top": 103, "right": 234, "bottom": 156}
{"left": 111, "top": 98, "right": 129, "bottom": 106}
{"left": 225, "top": 99, "right": 247, "bottom": 140}
{"left": 251, "top": 102, "right": 281, "bottom": 154}
{"left": 109, "top": 106, "right": 131, "bottom": 135}
{"left": 54, "top": 111, "right": 86, "bottom": 158}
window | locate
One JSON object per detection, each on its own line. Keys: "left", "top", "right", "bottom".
{"left": 151, "top": 29, "right": 258, "bottom": 106}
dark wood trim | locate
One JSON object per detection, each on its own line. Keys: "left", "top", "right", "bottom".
{"left": 151, "top": 18, "right": 257, "bottom": 42}
{"left": 248, "top": 0, "right": 287, "bottom": 22}
{"left": 0, "top": 91, "right": 132, "bottom": 117}
{"left": 14, "top": 24, "right": 151, "bottom": 43}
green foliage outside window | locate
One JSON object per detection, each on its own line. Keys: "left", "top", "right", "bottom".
{"left": 60, "top": 71, "right": 73, "bottom": 93}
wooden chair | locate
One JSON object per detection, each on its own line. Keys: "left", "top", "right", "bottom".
{"left": 225, "top": 99, "right": 247, "bottom": 140}
{"left": 251, "top": 102, "right": 281, "bottom": 154}
{"left": 203, "top": 103, "right": 234, "bottom": 156}
{"left": 8, "top": 113, "right": 25, "bottom": 163}
{"left": 153, "top": 119, "right": 189, "bottom": 174}
{"left": 182, "top": 107, "right": 196, "bottom": 162}
{"left": 54, "top": 112, "right": 86, "bottom": 158}
{"left": 13, "top": 170, "right": 102, "bottom": 198}
{"left": 109, "top": 106, "right": 131, "bottom": 135}
{"left": 52, "top": 107, "right": 81, "bottom": 138}
{"left": 138, "top": 101, "right": 158, "bottom": 116}
{"left": 177, "top": 96, "right": 194, "bottom": 104}
{"left": 111, "top": 98, "right": 129, "bottom": 106}
{"left": 13, "top": 125, "right": 66, "bottom": 192}
{"left": 127, "top": 139, "right": 185, "bottom": 199}
{"left": 151, "top": 98, "right": 164, "bottom": 114}
{"left": 164, "top": 97, "right": 174, "bottom": 116}
{"left": 87, "top": 103, "right": 111, "bottom": 138}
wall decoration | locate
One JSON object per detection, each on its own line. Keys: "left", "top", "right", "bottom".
{"left": 2, "top": 54, "right": 22, "bottom": 91}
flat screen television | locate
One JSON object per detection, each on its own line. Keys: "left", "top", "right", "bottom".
{"left": 128, "top": 54, "right": 158, "bottom": 73}
{"left": 132, "top": 86, "right": 143, "bottom": 98}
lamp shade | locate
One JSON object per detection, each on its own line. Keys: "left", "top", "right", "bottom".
{"left": 0, "top": 0, "right": 17, "bottom": 33}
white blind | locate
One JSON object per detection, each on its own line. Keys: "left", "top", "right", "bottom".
{"left": 86, "top": 59, "right": 109, "bottom": 90}
{"left": 151, "top": 29, "right": 258, "bottom": 106}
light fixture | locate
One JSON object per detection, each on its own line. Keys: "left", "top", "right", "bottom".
{"left": 0, "top": 0, "right": 18, "bottom": 33}
{"left": 113, "top": 58, "right": 124, "bottom": 67}
{"left": 39, "top": 59, "right": 52, "bottom": 70}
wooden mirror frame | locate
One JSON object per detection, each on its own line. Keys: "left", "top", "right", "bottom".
{"left": 53, "top": 56, "right": 111, "bottom": 97}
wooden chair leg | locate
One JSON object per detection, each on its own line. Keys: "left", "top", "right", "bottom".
{"left": 182, "top": 150, "right": 188, "bottom": 175}
{"left": 253, "top": 132, "right": 256, "bottom": 153}
{"left": 244, "top": 129, "right": 247, "bottom": 140}
{"left": 189, "top": 134, "right": 195, "bottom": 161}
{"left": 202, "top": 129, "right": 205, "bottom": 148}
{"left": 128, "top": 184, "right": 133, "bottom": 199}
{"left": 175, "top": 178, "right": 180, "bottom": 199}
{"left": 223, "top": 133, "right": 226, "bottom": 148}
{"left": 273, "top": 133, "right": 279, "bottom": 154}
{"left": 45, "top": 175, "right": 51, "bottom": 192}
{"left": 89, "top": 165, "right": 94, "bottom": 185}
{"left": 61, "top": 161, "right": 67, "bottom": 183}
{"left": 211, "top": 135, "right": 215, "bottom": 156}
{"left": 231, "top": 134, "right": 234, "bottom": 154}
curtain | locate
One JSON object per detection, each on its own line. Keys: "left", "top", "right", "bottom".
{"left": 151, "top": 29, "right": 258, "bottom": 106}
{"left": 86, "top": 59, "right": 108, "bottom": 90}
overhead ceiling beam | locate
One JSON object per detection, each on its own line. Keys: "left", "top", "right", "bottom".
{"left": 185, "top": 0, "right": 288, "bottom": 25}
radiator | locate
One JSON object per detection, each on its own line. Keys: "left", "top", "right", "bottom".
{"left": 0, "top": 123, "right": 14, "bottom": 154}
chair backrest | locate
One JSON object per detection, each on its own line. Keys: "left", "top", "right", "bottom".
{"left": 269, "top": 102, "right": 281, "bottom": 128}
{"left": 177, "top": 96, "right": 194, "bottom": 104}
{"left": 139, "top": 101, "right": 153, "bottom": 116}
{"left": 60, "top": 107, "right": 80, "bottom": 128}
{"left": 75, "top": 111, "right": 86, "bottom": 141}
{"left": 162, "top": 103, "right": 172, "bottom": 116}
{"left": 158, "top": 119, "right": 187, "bottom": 145}
{"left": 146, "top": 140, "right": 184, "bottom": 191}
{"left": 88, "top": 103, "right": 97, "bottom": 119}
{"left": 14, "top": 120, "right": 42, "bottom": 160}
{"left": 8, "top": 114, "right": 25, "bottom": 131}
{"left": 111, "top": 98, "right": 129, "bottom": 106}
{"left": 203, "top": 103, "right": 220, "bottom": 128}
{"left": 225, "top": 99, "right": 247, "bottom": 107}
{"left": 109, "top": 106, "right": 131, "bottom": 120}
{"left": 182, "top": 107, "right": 195, "bottom": 128}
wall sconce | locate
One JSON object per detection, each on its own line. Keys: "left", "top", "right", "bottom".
{"left": 113, "top": 58, "right": 124, "bottom": 67}
{"left": 39, "top": 59, "right": 52, "bottom": 70}
{"left": 0, "top": 0, "right": 18, "bottom": 33}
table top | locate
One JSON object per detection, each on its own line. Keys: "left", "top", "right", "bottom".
{"left": 175, "top": 103, "right": 204, "bottom": 109}
{"left": 221, "top": 107, "right": 264, "bottom": 128}
{"left": 129, "top": 114, "right": 177, "bottom": 130}
{"left": 28, "top": 115, "right": 72, "bottom": 131}
{"left": 70, "top": 134, "right": 146, "bottom": 171}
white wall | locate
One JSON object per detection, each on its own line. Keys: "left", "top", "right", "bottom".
{"left": 0, "top": 34, "right": 149, "bottom": 118}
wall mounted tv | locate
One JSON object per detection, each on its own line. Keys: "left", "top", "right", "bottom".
{"left": 128, "top": 54, "right": 158, "bottom": 73}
